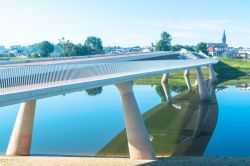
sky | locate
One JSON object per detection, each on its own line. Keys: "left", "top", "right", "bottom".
{"left": 0, "top": 0, "right": 250, "bottom": 48}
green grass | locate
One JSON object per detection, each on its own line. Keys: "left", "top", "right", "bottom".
{"left": 218, "top": 57, "right": 250, "bottom": 69}
{"left": 135, "top": 58, "right": 250, "bottom": 86}
{"left": 9, "top": 57, "right": 37, "bottom": 61}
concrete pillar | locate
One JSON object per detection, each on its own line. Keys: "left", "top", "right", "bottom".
{"left": 196, "top": 68, "right": 211, "bottom": 101}
{"left": 161, "top": 73, "right": 171, "bottom": 102}
{"left": 208, "top": 65, "right": 217, "bottom": 83}
{"left": 193, "top": 102, "right": 210, "bottom": 137}
{"left": 184, "top": 70, "right": 192, "bottom": 91}
{"left": 6, "top": 100, "right": 36, "bottom": 156}
{"left": 208, "top": 80, "right": 217, "bottom": 104}
{"left": 116, "top": 82, "right": 156, "bottom": 160}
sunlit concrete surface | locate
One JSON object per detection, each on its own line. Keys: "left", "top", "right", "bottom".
{"left": 6, "top": 101, "right": 36, "bottom": 156}
{"left": 116, "top": 82, "right": 156, "bottom": 160}
{"left": 1, "top": 156, "right": 250, "bottom": 166}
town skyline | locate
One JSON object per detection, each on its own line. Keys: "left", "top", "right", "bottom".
{"left": 0, "top": 0, "right": 250, "bottom": 48}
{"left": 0, "top": 30, "right": 246, "bottom": 49}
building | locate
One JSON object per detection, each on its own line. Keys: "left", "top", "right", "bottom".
{"left": 8, "top": 45, "right": 29, "bottom": 57}
{"left": 238, "top": 48, "right": 250, "bottom": 59}
{"left": 207, "top": 30, "right": 228, "bottom": 57}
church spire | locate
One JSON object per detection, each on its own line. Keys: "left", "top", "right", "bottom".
{"left": 222, "top": 30, "right": 226, "bottom": 45}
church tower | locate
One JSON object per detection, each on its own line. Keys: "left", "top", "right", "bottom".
{"left": 222, "top": 30, "right": 226, "bottom": 45}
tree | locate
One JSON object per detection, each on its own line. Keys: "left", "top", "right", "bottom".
{"left": 71, "top": 44, "right": 90, "bottom": 56}
{"left": 31, "top": 53, "right": 39, "bottom": 58}
{"left": 156, "top": 32, "right": 172, "bottom": 51}
{"left": 84, "top": 36, "right": 104, "bottom": 54}
{"left": 25, "top": 44, "right": 39, "bottom": 54}
{"left": 196, "top": 42, "right": 208, "bottom": 55}
{"left": 57, "top": 37, "right": 75, "bottom": 56}
{"left": 184, "top": 45, "right": 195, "bottom": 52}
{"left": 38, "top": 41, "right": 54, "bottom": 57}
{"left": 155, "top": 85, "right": 166, "bottom": 102}
{"left": 171, "top": 45, "right": 195, "bottom": 52}
{"left": 85, "top": 87, "right": 103, "bottom": 96}
{"left": 171, "top": 44, "right": 185, "bottom": 51}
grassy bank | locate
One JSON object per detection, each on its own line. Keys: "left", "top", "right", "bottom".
{"left": 135, "top": 58, "right": 250, "bottom": 86}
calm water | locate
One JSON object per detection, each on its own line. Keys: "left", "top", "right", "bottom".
{"left": 0, "top": 82, "right": 249, "bottom": 156}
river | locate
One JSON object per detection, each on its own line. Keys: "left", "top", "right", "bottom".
{"left": 0, "top": 80, "right": 249, "bottom": 157}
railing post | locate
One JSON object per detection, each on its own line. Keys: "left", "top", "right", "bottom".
{"left": 184, "top": 69, "right": 192, "bottom": 91}
{"left": 196, "top": 68, "right": 211, "bottom": 101}
{"left": 6, "top": 100, "right": 36, "bottom": 156}
{"left": 116, "top": 81, "right": 156, "bottom": 160}
{"left": 161, "top": 73, "right": 171, "bottom": 102}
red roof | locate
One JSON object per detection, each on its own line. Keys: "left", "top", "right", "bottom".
{"left": 207, "top": 47, "right": 215, "bottom": 52}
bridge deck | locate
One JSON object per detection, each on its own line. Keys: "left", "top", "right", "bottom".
{"left": 0, "top": 52, "right": 178, "bottom": 67}
{"left": 0, "top": 58, "right": 217, "bottom": 107}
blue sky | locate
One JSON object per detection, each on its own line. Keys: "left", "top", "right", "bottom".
{"left": 0, "top": 0, "right": 249, "bottom": 47}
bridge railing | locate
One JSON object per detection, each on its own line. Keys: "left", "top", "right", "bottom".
{"left": 0, "top": 59, "right": 217, "bottom": 95}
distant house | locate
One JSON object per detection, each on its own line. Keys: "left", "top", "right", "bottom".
{"left": 8, "top": 45, "right": 28, "bottom": 57}
{"left": 9, "top": 49, "right": 27, "bottom": 57}
{"left": 207, "top": 30, "right": 228, "bottom": 57}
{"left": 238, "top": 48, "right": 250, "bottom": 59}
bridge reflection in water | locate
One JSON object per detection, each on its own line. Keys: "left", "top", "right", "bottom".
{"left": 97, "top": 81, "right": 218, "bottom": 157}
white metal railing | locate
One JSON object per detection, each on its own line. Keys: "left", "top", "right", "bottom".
{"left": 0, "top": 59, "right": 217, "bottom": 96}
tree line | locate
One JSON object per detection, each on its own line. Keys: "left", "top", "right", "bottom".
{"left": 155, "top": 31, "right": 208, "bottom": 55}
{"left": 28, "top": 32, "right": 208, "bottom": 58}
{"left": 36, "top": 36, "right": 104, "bottom": 57}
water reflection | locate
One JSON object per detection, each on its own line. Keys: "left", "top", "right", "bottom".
{"left": 155, "top": 85, "right": 187, "bottom": 102}
{"left": 237, "top": 84, "right": 250, "bottom": 91}
{"left": 85, "top": 87, "right": 103, "bottom": 96}
{"left": 97, "top": 81, "right": 218, "bottom": 157}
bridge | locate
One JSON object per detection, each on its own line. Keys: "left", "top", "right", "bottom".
{"left": 0, "top": 51, "right": 218, "bottom": 160}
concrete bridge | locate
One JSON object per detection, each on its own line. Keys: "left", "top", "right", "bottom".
{"left": 0, "top": 51, "right": 218, "bottom": 160}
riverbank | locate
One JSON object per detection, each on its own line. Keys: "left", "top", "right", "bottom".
{"left": 135, "top": 58, "right": 250, "bottom": 86}
{"left": 1, "top": 156, "right": 250, "bottom": 166}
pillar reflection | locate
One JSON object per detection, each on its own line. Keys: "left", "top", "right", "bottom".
{"left": 97, "top": 80, "right": 218, "bottom": 157}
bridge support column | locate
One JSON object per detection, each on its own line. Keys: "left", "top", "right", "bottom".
{"left": 184, "top": 70, "right": 192, "bottom": 91}
{"left": 116, "top": 81, "right": 156, "bottom": 160}
{"left": 208, "top": 65, "right": 217, "bottom": 83}
{"left": 6, "top": 100, "right": 36, "bottom": 156}
{"left": 161, "top": 73, "right": 171, "bottom": 102}
{"left": 196, "top": 68, "right": 211, "bottom": 101}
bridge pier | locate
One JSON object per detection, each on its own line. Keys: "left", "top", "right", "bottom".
{"left": 6, "top": 100, "right": 36, "bottom": 156}
{"left": 196, "top": 68, "right": 211, "bottom": 101}
{"left": 116, "top": 81, "right": 156, "bottom": 160}
{"left": 208, "top": 65, "right": 217, "bottom": 83}
{"left": 161, "top": 73, "right": 171, "bottom": 102}
{"left": 184, "top": 70, "right": 192, "bottom": 91}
